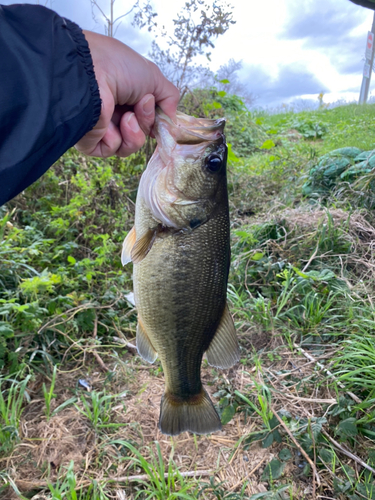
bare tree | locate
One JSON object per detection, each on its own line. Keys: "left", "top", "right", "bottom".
{"left": 149, "top": 0, "right": 235, "bottom": 96}
{"left": 216, "top": 59, "right": 257, "bottom": 107}
{"left": 90, "top": 0, "right": 157, "bottom": 38}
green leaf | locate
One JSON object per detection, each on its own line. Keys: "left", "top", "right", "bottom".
{"left": 319, "top": 447, "right": 334, "bottom": 464}
{"left": 292, "top": 266, "right": 311, "bottom": 279}
{"left": 227, "top": 143, "right": 240, "bottom": 163}
{"left": 212, "top": 101, "right": 222, "bottom": 109}
{"left": 337, "top": 418, "right": 358, "bottom": 438}
{"left": 261, "top": 458, "right": 285, "bottom": 481}
{"left": 235, "top": 230, "right": 251, "bottom": 239}
{"left": 67, "top": 255, "right": 76, "bottom": 265}
{"left": 279, "top": 448, "right": 293, "bottom": 461}
{"left": 219, "top": 79, "right": 230, "bottom": 84}
{"left": 303, "top": 463, "right": 311, "bottom": 476}
{"left": 272, "top": 429, "right": 282, "bottom": 443}
{"left": 217, "top": 91, "right": 227, "bottom": 97}
{"left": 221, "top": 404, "right": 235, "bottom": 425}
{"left": 0, "top": 322, "right": 14, "bottom": 338}
{"left": 262, "top": 432, "right": 274, "bottom": 448}
{"left": 341, "top": 464, "right": 356, "bottom": 480}
{"left": 260, "top": 139, "right": 275, "bottom": 150}
{"left": 311, "top": 417, "right": 326, "bottom": 439}
{"left": 251, "top": 252, "right": 264, "bottom": 261}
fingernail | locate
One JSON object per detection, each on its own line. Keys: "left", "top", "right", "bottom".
{"left": 126, "top": 113, "right": 140, "bottom": 133}
{"left": 142, "top": 95, "right": 154, "bottom": 116}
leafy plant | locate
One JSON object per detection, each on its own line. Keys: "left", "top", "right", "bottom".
{"left": 290, "top": 118, "right": 328, "bottom": 140}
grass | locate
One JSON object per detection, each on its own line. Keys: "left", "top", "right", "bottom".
{"left": 74, "top": 390, "right": 127, "bottom": 431}
{"left": 43, "top": 364, "right": 57, "bottom": 421}
{"left": 110, "top": 440, "right": 200, "bottom": 499}
{"left": 2, "top": 100, "right": 375, "bottom": 498}
{"left": 46, "top": 461, "right": 109, "bottom": 500}
{"left": 0, "top": 373, "right": 31, "bottom": 455}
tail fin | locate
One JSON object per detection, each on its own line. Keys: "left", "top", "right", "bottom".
{"left": 158, "top": 388, "right": 221, "bottom": 436}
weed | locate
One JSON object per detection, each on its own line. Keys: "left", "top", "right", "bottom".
{"left": 198, "top": 476, "right": 250, "bottom": 499}
{"left": 47, "top": 461, "right": 110, "bottom": 500}
{"left": 235, "top": 381, "right": 273, "bottom": 432}
{"left": 0, "top": 374, "right": 30, "bottom": 454}
{"left": 74, "top": 390, "right": 126, "bottom": 431}
{"left": 110, "top": 440, "right": 199, "bottom": 499}
{"left": 43, "top": 364, "right": 57, "bottom": 421}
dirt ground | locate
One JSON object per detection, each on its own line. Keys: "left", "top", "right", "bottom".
{"left": 0, "top": 326, "right": 347, "bottom": 499}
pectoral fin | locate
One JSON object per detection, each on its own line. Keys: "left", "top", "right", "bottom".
{"left": 121, "top": 226, "right": 137, "bottom": 266}
{"left": 206, "top": 305, "right": 240, "bottom": 369}
{"left": 131, "top": 229, "right": 157, "bottom": 264}
{"left": 136, "top": 318, "right": 158, "bottom": 364}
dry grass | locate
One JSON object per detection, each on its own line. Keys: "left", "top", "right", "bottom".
{"left": 0, "top": 339, "right": 355, "bottom": 499}
{"left": 237, "top": 206, "right": 375, "bottom": 294}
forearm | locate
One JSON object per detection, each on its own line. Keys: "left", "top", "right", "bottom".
{"left": 0, "top": 4, "right": 101, "bottom": 206}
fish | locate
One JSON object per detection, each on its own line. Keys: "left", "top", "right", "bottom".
{"left": 121, "top": 107, "right": 239, "bottom": 436}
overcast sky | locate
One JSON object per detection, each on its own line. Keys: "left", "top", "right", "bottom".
{"left": 3, "top": 0, "right": 375, "bottom": 108}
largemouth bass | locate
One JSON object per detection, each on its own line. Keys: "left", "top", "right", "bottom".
{"left": 122, "top": 108, "right": 239, "bottom": 435}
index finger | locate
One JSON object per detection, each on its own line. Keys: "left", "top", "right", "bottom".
{"left": 153, "top": 71, "right": 180, "bottom": 122}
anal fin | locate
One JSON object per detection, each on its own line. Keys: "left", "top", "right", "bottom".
{"left": 121, "top": 226, "right": 136, "bottom": 266}
{"left": 136, "top": 318, "right": 158, "bottom": 364}
{"left": 131, "top": 229, "right": 157, "bottom": 264}
{"left": 206, "top": 304, "right": 240, "bottom": 369}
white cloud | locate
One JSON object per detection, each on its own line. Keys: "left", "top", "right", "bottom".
{"left": 2, "top": 0, "right": 375, "bottom": 107}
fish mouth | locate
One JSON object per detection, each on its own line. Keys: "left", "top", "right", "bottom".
{"left": 154, "top": 107, "right": 226, "bottom": 148}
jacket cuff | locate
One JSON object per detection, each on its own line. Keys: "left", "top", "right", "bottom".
{"left": 62, "top": 19, "right": 102, "bottom": 130}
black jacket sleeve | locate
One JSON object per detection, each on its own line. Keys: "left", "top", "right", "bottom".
{"left": 0, "top": 4, "right": 101, "bottom": 206}
{"left": 350, "top": 0, "right": 375, "bottom": 9}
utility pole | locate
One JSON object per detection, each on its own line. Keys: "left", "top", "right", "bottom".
{"left": 359, "top": 11, "right": 375, "bottom": 104}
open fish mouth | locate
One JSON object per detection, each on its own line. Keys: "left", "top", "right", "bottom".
{"left": 153, "top": 107, "right": 226, "bottom": 152}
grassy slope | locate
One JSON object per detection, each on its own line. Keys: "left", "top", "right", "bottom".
{"left": 1, "top": 103, "right": 375, "bottom": 499}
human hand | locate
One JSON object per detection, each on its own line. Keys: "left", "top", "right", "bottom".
{"left": 75, "top": 31, "right": 179, "bottom": 158}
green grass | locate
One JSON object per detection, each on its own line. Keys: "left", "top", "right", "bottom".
{"left": 74, "top": 390, "right": 127, "bottom": 431}
{"left": 110, "top": 440, "right": 200, "bottom": 500}
{"left": 46, "top": 461, "right": 110, "bottom": 500}
{"left": 0, "top": 373, "right": 31, "bottom": 454}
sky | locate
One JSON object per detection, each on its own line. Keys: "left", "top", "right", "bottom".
{"left": 3, "top": 0, "right": 375, "bottom": 108}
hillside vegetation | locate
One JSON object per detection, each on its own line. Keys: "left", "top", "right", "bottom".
{"left": 1, "top": 94, "right": 375, "bottom": 499}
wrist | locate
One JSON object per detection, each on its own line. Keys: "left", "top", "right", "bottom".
{"left": 65, "top": 24, "right": 101, "bottom": 130}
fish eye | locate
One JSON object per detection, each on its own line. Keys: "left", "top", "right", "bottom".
{"left": 205, "top": 154, "right": 222, "bottom": 173}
